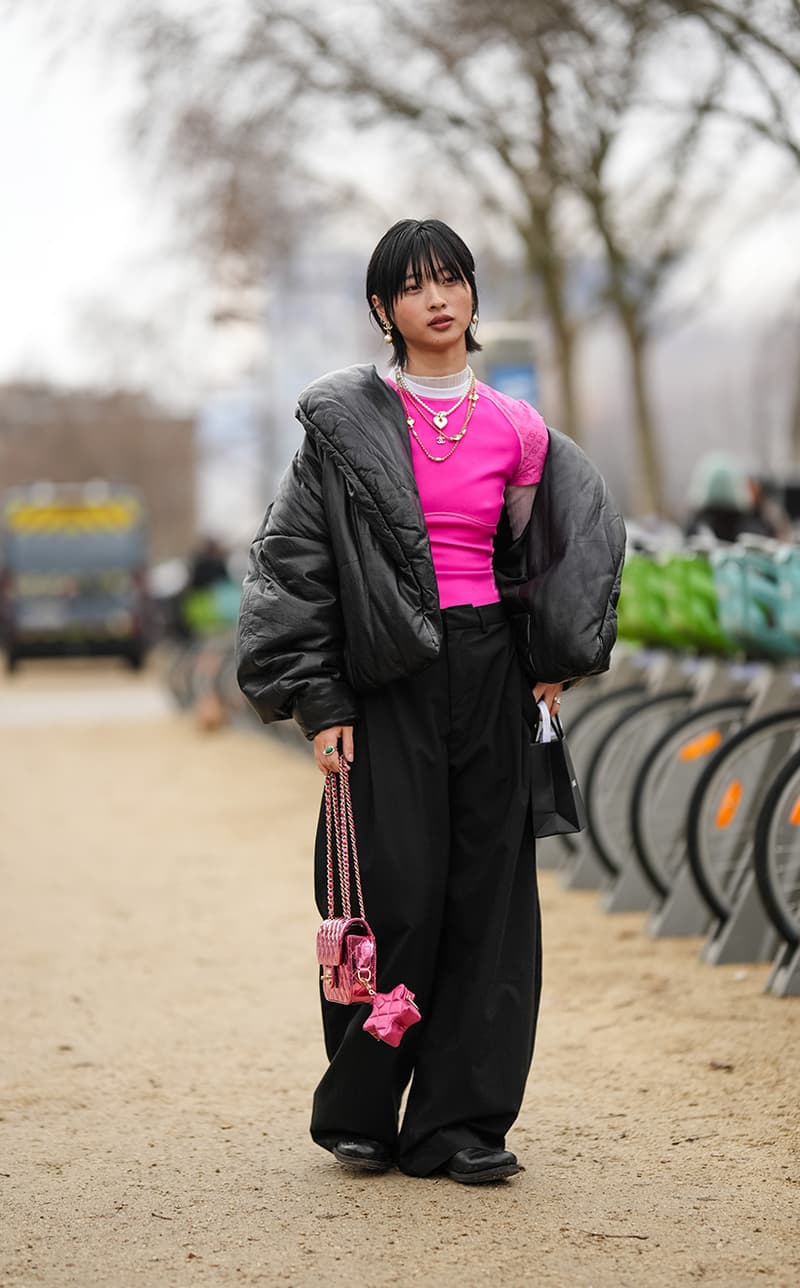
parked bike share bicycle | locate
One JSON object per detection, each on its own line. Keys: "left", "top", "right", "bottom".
{"left": 554, "top": 534, "right": 800, "bottom": 996}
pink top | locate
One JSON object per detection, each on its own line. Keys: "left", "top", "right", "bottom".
{"left": 387, "top": 379, "right": 549, "bottom": 608}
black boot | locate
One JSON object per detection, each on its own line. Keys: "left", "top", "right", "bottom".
{"left": 333, "top": 1138, "right": 393, "bottom": 1172}
{"left": 445, "top": 1147, "right": 522, "bottom": 1184}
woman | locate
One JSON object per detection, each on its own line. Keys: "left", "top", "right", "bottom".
{"left": 236, "top": 219, "right": 625, "bottom": 1184}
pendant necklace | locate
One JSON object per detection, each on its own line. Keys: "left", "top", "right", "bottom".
{"left": 415, "top": 383, "right": 479, "bottom": 444}
{"left": 396, "top": 385, "right": 479, "bottom": 463}
{"left": 394, "top": 367, "right": 474, "bottom": 432}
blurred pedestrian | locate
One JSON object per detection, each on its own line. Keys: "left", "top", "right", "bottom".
{"left": 747, "top": 477, "right": 793, "bottom": 542}
{"left": 187, "top": 536, "right": 230, "bottom": 591}
{"left": 685, "top": 452, "right": 778, "bottom": 543}
{"left": 182, "top": 537, "right": 238, "bottom": 732}
{"left": 236, "top": 219, "right": 624, "bottom": 1184}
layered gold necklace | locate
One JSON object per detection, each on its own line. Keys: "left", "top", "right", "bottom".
{"left": 395, "top": 367, "right": 475, "bottom": 430}
{"left": 395, "top": 368, "right": 479, "bottom": 463}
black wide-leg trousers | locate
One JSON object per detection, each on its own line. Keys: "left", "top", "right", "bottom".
{"left": 310, "top": 603, "right": 542, "bottom": 1177}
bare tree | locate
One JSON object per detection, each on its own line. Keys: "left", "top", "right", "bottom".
{"left": 17, "top": 0, "right": 800, "bottom": 508}
{"left": 435, "top": 0, "right": 800, "bottom": 508}
{"left": 37, "top": 0, "right": 591, "bottom": 445}
{"left": 247, "top": 0, "right": 799, "bottom": 508}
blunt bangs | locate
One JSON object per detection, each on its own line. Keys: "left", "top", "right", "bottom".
{"left": 366, "top": 219, "right": 481, "bottom": 367}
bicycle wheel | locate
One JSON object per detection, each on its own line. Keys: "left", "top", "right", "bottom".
{"left": 583, "top": 690, "right": 693, "bottom": 877}
{"left": 549, "top": 683, "right": 647, "bottom": 858}
{"left": 630, "top": 697, "right": 750, "bottom": 897}
{"left": 686, "top": 709, "right": 800, "bottom": 921}
{"left": 754, "top": 745, "right": 800, "bottom": 946}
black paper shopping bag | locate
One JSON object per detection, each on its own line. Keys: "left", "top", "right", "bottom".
{"left": 530, "top": 711, "right": 587, "bottom": 839}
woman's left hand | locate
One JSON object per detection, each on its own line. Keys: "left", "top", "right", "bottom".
{"left": 533, "top": 681, "right": 564, "bottom": 717}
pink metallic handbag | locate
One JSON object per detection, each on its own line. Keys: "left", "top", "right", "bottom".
{"left": 316, "top": 914, "right": 376, "bottom": 1004}
{"left": 316, "top": 761, "right": 421, "bottom": 1045}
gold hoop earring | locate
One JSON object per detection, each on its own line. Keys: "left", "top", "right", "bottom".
{"left": 382, "top": 319, "right": 393, "bottom": 345}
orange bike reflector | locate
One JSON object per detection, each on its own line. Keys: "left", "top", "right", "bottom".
{"left": 790, "top": 797, "right": 800, "bottom": 827}
{"left": 715, "top": 781, "right": 742, "bottom": 829}
{"left": 679, "top": 730, "right": 723, "bottom": 761}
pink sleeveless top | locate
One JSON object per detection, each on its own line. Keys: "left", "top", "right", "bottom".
{"left": 386, "top": 379, "right": 549, "bottom": 608}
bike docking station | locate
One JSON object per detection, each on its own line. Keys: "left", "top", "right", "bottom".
{"left": 648, "top": 862, "right": 712, "bottom": 938}
{"left": 702, "top": 878, "right": 779, "bottom": 965}
{"left": 768, "top": 941, "right": 800, "bottom": 997}
{"left": 601, "top": 655, "right": 747, "bottom": 918}
{"left": 557, "top": 648, "right": 692, "bottom": 894}
{"left": 648, "top": 661, "right": 775, "bottom": 940}
{"left": 700, "top": 668, "right": 800, "bottom": 969}
{"left": 545, "top": 533, "right": 800, "bottom": 1000}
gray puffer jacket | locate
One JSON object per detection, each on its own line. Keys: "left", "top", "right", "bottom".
{"left": 236, "top": 364, "right": 625, "bottom": 738}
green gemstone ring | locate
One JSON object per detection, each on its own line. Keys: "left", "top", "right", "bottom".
{"left": 323, "top": 744, "right": 336, "bottom": 755}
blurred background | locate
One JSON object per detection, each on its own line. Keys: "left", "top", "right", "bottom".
{"left": 3, "top": 6, "right": 800, "bottom": 1235}
{"left": 5, "top": 15, "right": 800, "bottom": 1279}
{"left": 1, "top": 0, "right": 799, "bottom": 678}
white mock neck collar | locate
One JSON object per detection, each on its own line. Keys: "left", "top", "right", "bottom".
{"left": 396, "top": 366, "right": 471, "bottom": 399}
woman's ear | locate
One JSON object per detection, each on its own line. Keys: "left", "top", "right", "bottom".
{"left": 370, "top": 293, "right": 386, "bottom": 324}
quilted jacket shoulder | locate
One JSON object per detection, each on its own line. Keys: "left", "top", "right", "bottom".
{"left": 236, "top": 365, "right": 442, "bottom": 737}
{"left": 495, "top": 428, "right": 626, "bottom": 682}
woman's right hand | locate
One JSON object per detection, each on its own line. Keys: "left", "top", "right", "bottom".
{"left": 313, "top": 726, "right": 354, "bottom": 775}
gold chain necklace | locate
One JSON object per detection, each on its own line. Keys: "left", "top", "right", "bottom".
{"left": 397, "top": 372, "right": 478, "bottom": 444}
{"left": 395, "top": 367, "right": 474, "bottom": 431}
{"left": 397, "top": 385, "right": 479, "bottom": 463}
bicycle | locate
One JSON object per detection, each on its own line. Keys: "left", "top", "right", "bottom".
{"left": 754, "top": 744, "right": 800, "bottom": 995}
{"left": 685, "top": 706, "right": 800, "bottom": 962}
{"left": 754, "top": 742, "right": 800, "bottom": 950}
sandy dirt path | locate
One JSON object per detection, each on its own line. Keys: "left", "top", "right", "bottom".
{"left": 1, "top": 665, "right": 798, "bottom": 1287}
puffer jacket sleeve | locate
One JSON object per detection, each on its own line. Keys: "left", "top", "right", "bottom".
{"left": 235, "top": 435, "right": 359, "bottom": 739}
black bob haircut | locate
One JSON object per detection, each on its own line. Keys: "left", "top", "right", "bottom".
{"left": 366, "top": 218, "right": 481, "bottom": 369}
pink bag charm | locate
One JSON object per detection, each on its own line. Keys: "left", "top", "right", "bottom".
{"left": 362, "top": 983, "right": 421, "bottom": 1047}
{"left": 316, "top": 762, "right": 421, "bottom": 1046}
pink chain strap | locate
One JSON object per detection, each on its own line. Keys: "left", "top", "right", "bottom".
{"left": 324, "top": 761, "right": 366, "bottom": 921}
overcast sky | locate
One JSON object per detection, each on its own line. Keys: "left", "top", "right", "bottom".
{"left": 1, "top": 5, "right": 798, "bottom": 407}
{"left": 3, "top": 4, "right": 799, "bottom": 529}
{"left": 0, "top": 12, "right": 154, "bottom": 383}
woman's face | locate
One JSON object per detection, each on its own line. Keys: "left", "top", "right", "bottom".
{"left": 373, "top": 263, "right": 473, "bottom": 368}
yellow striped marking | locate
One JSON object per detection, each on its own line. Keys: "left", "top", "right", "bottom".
{"left": 4, "top": 498, "right": 141, "bottom": 533}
